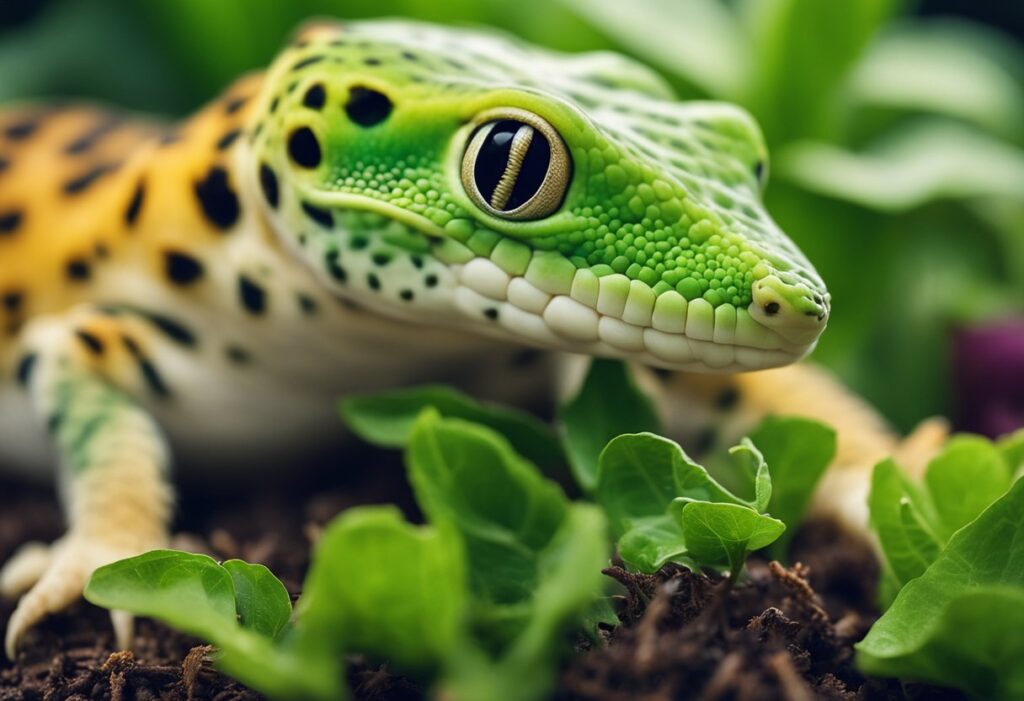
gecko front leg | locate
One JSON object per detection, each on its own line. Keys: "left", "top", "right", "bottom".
{"left": 1, "top": 305, "right": 175, "bottom": 657}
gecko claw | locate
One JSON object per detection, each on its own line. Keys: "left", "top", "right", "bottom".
{"left": 1, "top": 534, "right": 160, "bottom": 659}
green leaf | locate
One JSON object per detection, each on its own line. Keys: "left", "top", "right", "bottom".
{"left": 557, "top": 0, "right": 747, "bottom": 98}
{"left": 848, "top": 23, "right": 1024, "bottom": 140}
{"left": 739, "top": 0, "right": 896, "bottom": 143}
{"left": 407, "top": 410, "right": 568, "bottom": 607}
{"left": 560, "top": 360, "right": 660, "bottom": 493}
{"left": 746, "top": 417, "right": 836, "bottom": 557}
{"left": 778, "top": 122, "right": 1024, "bottom": 212}
{"left": 998, "top": 429, "right": 1024, "bottom": 478}
{"left": 923, "top": 434, "right": 1012, "bottom": 539}
{"left": 730, "top": 438, "right": 772, "bottom": 513}
{"left": 297, "top": 506, "right": 466, "bottom": 674}
{"left": 86, "top": 550, "right": 239, "bottom": 640}
{"left": 444, "top": 504, "right": 609, "bottom": 701}
{"left": 672, "top": 501, "right": 785, "bottom": 578}
{"left": 857, "top": 479, "right": 1024, "bottom": 699}
{"left": 596, "top": 433, "right": 681, "bottom": 536}
{"left": 222, "top": 560, "right": 292, "bottom": 640}
{"left": 86, "top": 551, "right": 341, "bottom": 700}
{"left": 868, "top": 460, "right": 942, "bottom": 587}
{"left": 340, "top": 384, "right": 563, "bottom": 468}
{"left": 618, "top": 516, "right": 690, "bottom": 574}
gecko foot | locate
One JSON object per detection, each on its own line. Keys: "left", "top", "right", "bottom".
{"left": 1, "top": 533, "right": 161, "bottom": 659}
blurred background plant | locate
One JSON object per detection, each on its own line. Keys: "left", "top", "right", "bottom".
{"left": 2, "top": 0, "right": 1022, "bottom": 434}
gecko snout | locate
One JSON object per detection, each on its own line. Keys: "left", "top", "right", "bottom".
{"left": 748, "top": 275, "right": 829, "bottom": 346}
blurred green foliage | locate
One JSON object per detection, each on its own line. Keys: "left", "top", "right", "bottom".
{"left": 3, "top": 0, "right": 1023, "bottom": 430}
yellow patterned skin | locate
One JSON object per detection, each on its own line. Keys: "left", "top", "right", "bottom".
{"left": 0, "top": 75, "right": 261, "bottom": 367}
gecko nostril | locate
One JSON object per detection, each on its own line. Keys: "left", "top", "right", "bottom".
{"left": 764, "top": 302, "right": 780, "bottom": 316}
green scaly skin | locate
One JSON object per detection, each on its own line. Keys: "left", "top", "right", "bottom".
{"left": 252, "top": 20, "right": 829, "bottom": 372}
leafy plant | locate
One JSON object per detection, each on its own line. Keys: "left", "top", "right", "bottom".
{"left": 857, "top": 472, "right": 1024, "bottom": 700}
{"left": 595, "top": 432, "right": 784, "bottom": 577}
{"left": 867, "top": 434, "right": 1013, "bottom": 591}
{"left": 86, "top": 410, "right": 608, "bottom": 701}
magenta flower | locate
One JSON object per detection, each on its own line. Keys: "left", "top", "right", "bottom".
{"left": 952, "top": 319, "right": 1024, "bottom": 438}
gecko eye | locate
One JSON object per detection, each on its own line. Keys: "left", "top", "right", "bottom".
{"left": 461, "top": 109, "right": 571, "bottom": 221}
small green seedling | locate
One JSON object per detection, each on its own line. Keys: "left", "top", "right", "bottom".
{"left": 86, "top": 409, "right": 608, "bottom": 701}
{"left": 595, "top": 432, "right": 785, "bottom": 578}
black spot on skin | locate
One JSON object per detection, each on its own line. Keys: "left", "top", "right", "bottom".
{"left": 424, "top": 274, "right": 438, "bottom": 288}
{"left": 194, "top": 166, "right": 240, "bottom": 230}
{"left": 216, "top": 128, "right": 242, "bottom": 150}
{"left": 139, "top": 358, "right": 171, "bottom": 398}
{"left": 297, "top": 293, "right": 318, "bottom": 314}
{"left": 15, "top": 353, "right": 36, "bottom": 387}
{"left": 3, "top": 290, "right": 23, "bottom": 313}
{"left": 400, "top": 289, "right": 414, "bottom": 301}
{"left": 286, "top": 81, "right": 299, "bottom": 94}
{"left": 124, "top": 178, "right": 145, "bottom": 226}
{"left": 0, "top": 210, "right": 22, "bottom": 236}
{"left": 695, "top": 427, "right": 716, "bottom": 455}
{"left": 129, "top": 310, "right": 196, "bottom": 347}
{"left": 301, "top": 201, "right": 333, "bottom": 228}
{"left": 225, "top": 345, "right": 251, "bottom": 364}
{"left": 259, "top": 164, "right": 279, "bottom": 209}
{"left": 164, "top": 250, "right": 204, "bottom": 286}
{"left": 371, "top": 252, "right": 391, "bottom": 266}
{"left": 292, "top": 56, "right": 325, "bottom": 70}
{"left": 63, "top": 163, "right": 119, "bottom": 195}
{"left": 74, "top": 329, "right": 105, "bottom": 356}
{"left": 754, "top": 161, "right": 765, "bottom": 182}
{"left": 764, "top": 302, "right": 780, "bottom": 316}
{"left": 345, "top": 87, "right": 392, "bottom": 127}
{"left": 652, "top": 367, "right": 674, "bottom": 383}
{"left": 511, "top": 348, "right": 543, "bottom": 368}
{"left": 238, "top": 275, "right": 266, "bottom": 315}
{"left": 0, "top": 156, "right": 9, "bottom": 174}
{"left": 269, "top": 96, "right": 280, "bottom": 114}
{"left": 715, "top": 386, "right": 741, "bottom": 410}
{"left": 325, "top": 251, "right": 347, "bottom": 283}
{"left": 224, "top": 96, "right": 249, "bottom": 114}
{"left": 303, "top": 83, "right": 326, "bottom": 110}
{"left": 363, "top": 57, "right": 381, "bottom": 66}
{"left": 410, "top": 255, "right": 423, "bottom": 269}
{"left": 65, "top": 116, "right": 122, "bottom": 155}
{"left": 401, "top": 51, "right": 418, "bottom": 61}
{"left": 367, "top": 273, "right": 381, "bottom": 290}
{"left": 4, "top": 120, "right": 38, "bottom": 141}
{"left": 484, "top": 308, "right": 499, "bottom": 321}
{"left": 66, "top": 258, "right": 91, "bottom": 281}
{"left": 288, "top": 127, "right": 322, "bottom": 168}
{"left": 350, "top": 236, "right": 368, "bottom": 250}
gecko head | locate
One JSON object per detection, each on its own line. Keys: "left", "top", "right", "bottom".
{"left": 247, "top": 19, "right": 829, "bottom": 372}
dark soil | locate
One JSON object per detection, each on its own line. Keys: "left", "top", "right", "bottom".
{"left": 0, "top": 454, "right": 965, "bottom": 701}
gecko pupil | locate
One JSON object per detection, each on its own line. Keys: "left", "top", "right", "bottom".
{"left": 472, "top": 119, "right": 551, "bottom": 212}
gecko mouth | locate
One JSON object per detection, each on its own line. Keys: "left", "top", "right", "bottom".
{"left": 301, "top": 190, "right": 825, "bottom": 372}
